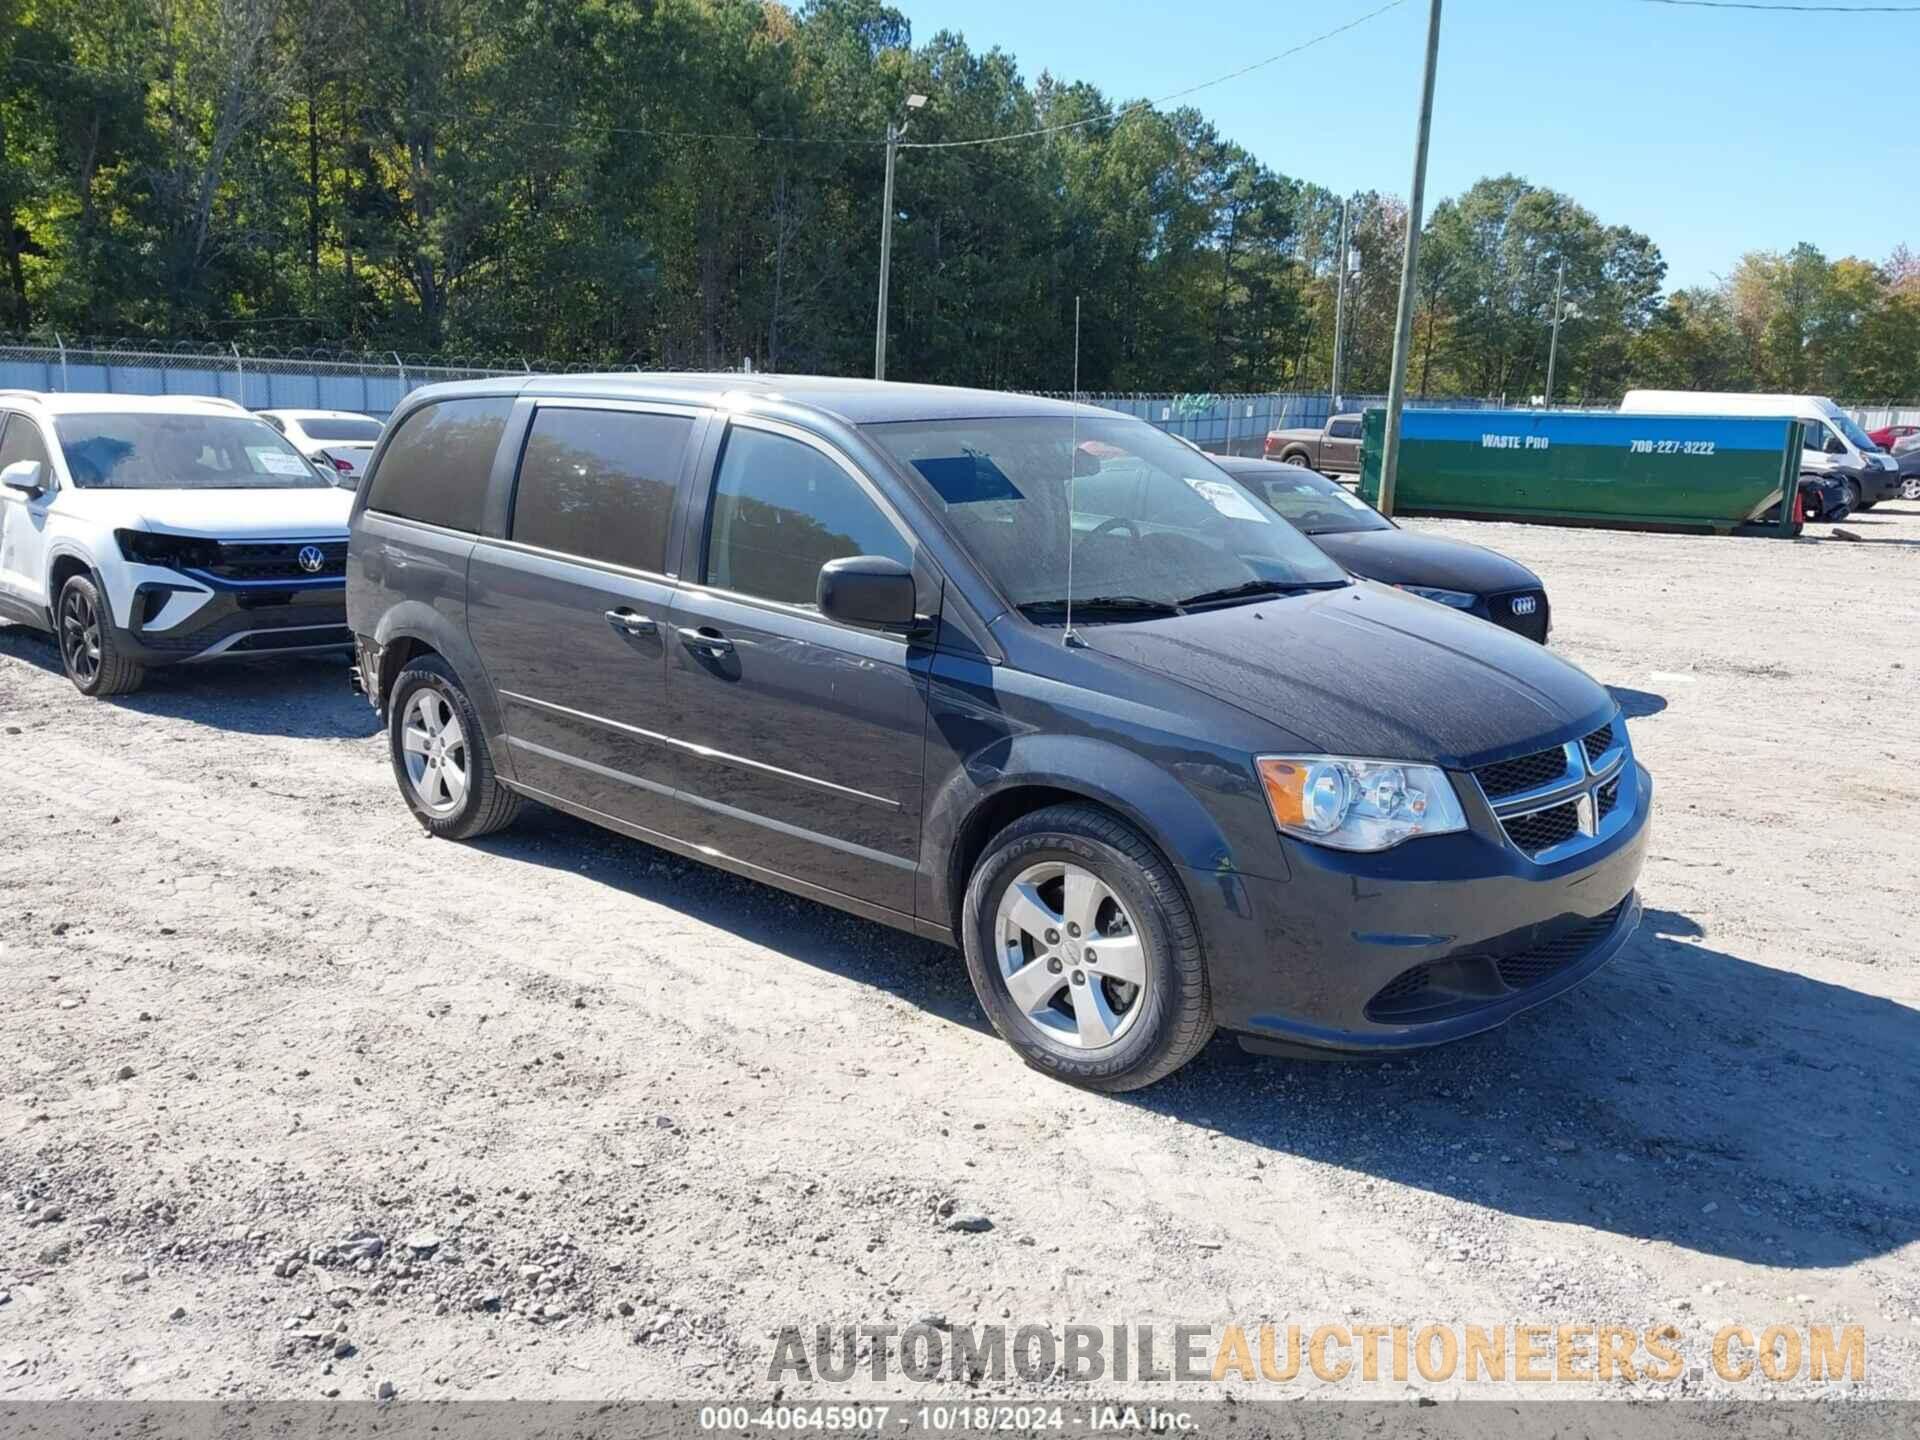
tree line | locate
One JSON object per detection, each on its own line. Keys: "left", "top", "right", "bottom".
{"left": 3, "top": 0, "right": 1916, "bottom": 398}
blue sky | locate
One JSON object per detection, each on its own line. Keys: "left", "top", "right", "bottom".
{"left": 890, "top": 0, "right": 1919, "bottom": 292}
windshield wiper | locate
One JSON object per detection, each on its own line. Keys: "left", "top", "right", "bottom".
{"left": 1018, "top": 595, "right": 1184, "bottom": 624}
{"left": 1178, "top": 578, "right": 1350, "bottom": 609}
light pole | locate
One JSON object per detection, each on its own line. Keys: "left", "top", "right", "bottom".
{"left": 1543, "top": 256, "right": 1566, "bottom": 406}
{"left": 1330, "top": 196, "right": 1352, "bottom": 414}
{"left": 874, "top": 92, "right": 927, "bottom": 382}
{"left": 1376, "top": 0, "right": 1443, "bottom": 519}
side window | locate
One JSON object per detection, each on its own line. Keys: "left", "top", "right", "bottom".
{"left": 509, "top": 407, "right": 691, "bottom": 573}
{"left": 1801, "top": 421, "right": 1834, "bottom": 452}
{"left": 1329, "top": 418, "right": 1361, "bottom": 440}
{"left": 705, "top": 426, "right": 911, "bottom": 609}
{"left": 364, "top": 397, "right": 511, "bottom": 532}
{"left": 0, "top": 413, "right": 53, "bottom": 476}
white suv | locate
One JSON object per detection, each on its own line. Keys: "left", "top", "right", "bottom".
{"left": 257, "top": 408, "right": 384, "bottom": 485}
{"left": 0, "top": 392, "right": 356, "bottom": 696}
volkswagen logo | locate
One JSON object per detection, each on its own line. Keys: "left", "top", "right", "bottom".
{"left": 1511, "top": 595, "right": 1538, "bottom": 616}
{"left": 297, "top": 545, "right": 327, "bottom": 574}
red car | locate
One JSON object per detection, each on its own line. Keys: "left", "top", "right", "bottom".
{"left": 1867, "top": 423, "right": 1918, "bottom": 449}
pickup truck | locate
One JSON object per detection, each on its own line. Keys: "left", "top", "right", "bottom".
{"left": 1262, "top": 412, "right": 1363, "bottom": 476}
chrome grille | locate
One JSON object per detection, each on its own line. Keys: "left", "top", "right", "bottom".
{"left": 1474, "top": 712, "right": 1632, "bottom": 863}
{"left": 1503, "top": 801, "right": 1581, "bottom": 855}
{"left": 1475, "top": 746, "right": 1572, "bottom": 801}
{"left": 1582, "top": 722, "right": 1616, "bottom": 765}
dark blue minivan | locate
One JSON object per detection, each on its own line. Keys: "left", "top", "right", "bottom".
{"left": 346, "top": 377, "right": 1650, "bottom": 1090}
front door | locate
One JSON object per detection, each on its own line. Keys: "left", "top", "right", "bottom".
{"left": 0, "top": 411, "right": 57, "bottom": 616}
{"left": 1324, "top": 416, "right": 1363, "bottom": 474}
{"left": 466, "top": 401, "right": 705, "bottom": 828}
{"left": 663, "top": 419, "right": 932, "bottom": 918}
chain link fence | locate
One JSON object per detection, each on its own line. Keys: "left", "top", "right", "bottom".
{"left": 3, "top": 337, "right": 1915, "bottom": 443}
{"left": 0, "top": 337, "right": 663, "bottom": 420}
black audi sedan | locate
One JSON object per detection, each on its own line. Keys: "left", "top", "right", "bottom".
{"left": 1210, "top": 456, "right": 1551, "bottom": 642}
{"left": 348, "top": 377, "right": 1649, "bottom": 1091}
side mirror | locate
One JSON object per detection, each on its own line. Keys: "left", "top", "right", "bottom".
{"left": 0, "top": 460, "right": 45, "bottom": 497}
{"left": 818, "top": 555, "right": 918, "bottom": 630}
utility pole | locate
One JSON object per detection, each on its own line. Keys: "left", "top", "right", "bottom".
{"left": 1376, "top": 0, "right": 1444, "bottom": 519}
{"left": 873, "top": 94, "right": 927, "bottom": 382}
{"left": 1544, "top": 256, "right": 1566, "bottom": 407}
{"left": 1330, "top": 197, "right": 1351, "bottom": 414}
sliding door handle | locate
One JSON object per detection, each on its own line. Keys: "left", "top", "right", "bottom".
{"left": 677, "top": 626, "right": 735, "bottom": 657}
{"left": 604, "top": 608, "right": 658, "bottom": 636}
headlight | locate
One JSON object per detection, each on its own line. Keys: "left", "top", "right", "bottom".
{"left": 1256, "top": 755, "right": 1468, "bottom": 852}
{"left": 1398, "top": 584, "right": 1477, "bottom": 609}
{"left": 114, "top": 528, "right": 222, "bottom": 570}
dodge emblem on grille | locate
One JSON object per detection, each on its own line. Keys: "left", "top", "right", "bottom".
{"left": 297, "top": 545, "right": 326, "bottom": 574}
{"left": 1511, "top": 595, "right": 1538, "bottom": 616}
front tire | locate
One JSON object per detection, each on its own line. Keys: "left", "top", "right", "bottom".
{"left": 1901, "top": 476, "right": 1920, "bottom": 502}
{"left": 387, "top": 656, "right": 521, "bottom": 840}
{"left": 1844, "top": 479, "right": 1862, "bottom": 514}
{"left": 962, "top": 804, "right": 1213, "bottom": 1091}
{"left": 56, "top": 574, "right": 145, "bottom": 697}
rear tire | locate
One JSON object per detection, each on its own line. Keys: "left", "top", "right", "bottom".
{"left": 962, "top": 803, "right": 1213, "bottom": 1092}
{"left": 56, "top": 574, "right": 145, "bottom": 697}
{"left": 387, "top": 656, "right": 521, "bottom": 840}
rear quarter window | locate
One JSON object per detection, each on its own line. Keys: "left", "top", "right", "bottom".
{"left": 365, "top": 397, "right": 512, "bottom": 532}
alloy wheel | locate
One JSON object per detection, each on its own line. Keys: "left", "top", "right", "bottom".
{"left": 1902, "top": 477, "right": 1920, "bottom": 502}
{"left": 59, "top": 587, "right": 101, "bottom": 685}
{"left": 400, "top": 686, "right": 470, "bottom": 815}
{"left": 995, "top": 861, "right": 1147, "bottom": 1049}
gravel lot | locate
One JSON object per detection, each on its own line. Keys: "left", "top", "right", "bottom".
{"left": 2, "top": 503, "right": 1917, "bottom": 1403}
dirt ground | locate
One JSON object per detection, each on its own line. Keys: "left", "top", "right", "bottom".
{"left": 2, "top": 502, "right": 1917, "bottom": 1405}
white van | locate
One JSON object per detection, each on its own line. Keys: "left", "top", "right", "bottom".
{"left": 1619, "top": 390, "right": 1900, "bottom": 510}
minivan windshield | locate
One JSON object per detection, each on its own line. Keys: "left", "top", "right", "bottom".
{"left": 55, "top": 413, "right": 328, "bottom": 490}
{"left": 868, "top": 415, "right": 1350, "bottom": 621}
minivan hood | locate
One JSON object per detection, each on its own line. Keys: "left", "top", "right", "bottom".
{"left": 1306, "top": 529, "right": 1541, "bottom": 593}
{"left": 1081, "top": 581, "right": 1612, "bottom": 767}
{"left": 62, "top": 486, "right": 353, "bottom": 538}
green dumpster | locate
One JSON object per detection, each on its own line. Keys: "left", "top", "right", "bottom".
{"left": 1357, "top": 408, "right": 1803, "bottom": 535}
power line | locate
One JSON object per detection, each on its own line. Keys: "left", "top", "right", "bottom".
{"left": 1626, "top": 0, "right": 1920, "bottom": 10}
{"left": 899, "top": 0, "right": 1411, "bottom": 150}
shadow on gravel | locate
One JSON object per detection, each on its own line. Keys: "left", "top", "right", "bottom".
{"left": 470, "top": 805, "right": 992, "bottom": 1036}
{"left": 1128, "top": 907, "right": 1919, "bottom": 1269}
{"left": 120, "top": 656, "right": 376, "bottom": 738}
{"left": 0, "top": 620, "right": 65, "bottom": 677}
{"left": 1606, "top": 685, "right": 1668, "bottom": 720}
{"left": 0, "top": 624, "right": 375, "bottom": 737}
{"left": 467, "top": 789, "right": 1919, "bottom": 1270}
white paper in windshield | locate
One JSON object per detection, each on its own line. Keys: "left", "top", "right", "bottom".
{"left": 251, "top": 448, "right": 311, "bottom": 476}
{"left": 1183, "top": 476, "right": 1270, "bottom": 523}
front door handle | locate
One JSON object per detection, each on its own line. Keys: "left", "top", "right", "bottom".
{"left": 604, "top": 608, "right": 658, "bottom": 637}
{"left": 677, "top": 625, "right": 735, "bottom": 657}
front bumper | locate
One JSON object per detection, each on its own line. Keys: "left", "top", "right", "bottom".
{"left": 114, "top": 580, "right": 351, "bottom": 664}
{"left": 1188, "top": 761, "right": 1652, "bottom": 1053}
